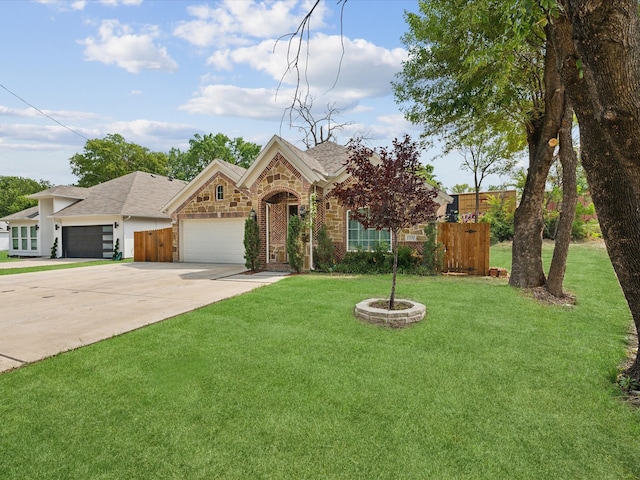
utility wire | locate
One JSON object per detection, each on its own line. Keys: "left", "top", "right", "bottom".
{"left": 0, "top": 82, "right": 90, "bottom": 141}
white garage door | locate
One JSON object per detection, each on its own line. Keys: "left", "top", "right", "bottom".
{"left": 182, "top": 218, "right": 245, "bottom": 263}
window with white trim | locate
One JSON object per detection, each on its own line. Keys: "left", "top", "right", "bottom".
{"left": 347, "top": 210, "right": 391, "bottom": 251}
{"left": 216, "top": 185, "right": 224, "bottom": 201}
{"left": 11, "top": 225, "right": 38, "bottom": 251}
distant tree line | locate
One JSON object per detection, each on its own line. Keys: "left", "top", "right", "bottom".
{"left": 70, "top": 132, "right": 262, "bottom": 187}
{"left": 0, "top": 132, "right": 262, "bottom": 218}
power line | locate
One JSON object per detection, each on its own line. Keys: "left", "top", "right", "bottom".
{"left": 0, "top": 82, "right": 90, "bottom": 141}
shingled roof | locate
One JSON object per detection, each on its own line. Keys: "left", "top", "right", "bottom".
{"left": 29, "top": 185, "right": 89, "bottom": 200}
{"left": 55, "top": 172, "right": 187, "bottom": 219}
{"left": 1, "top": 206, "right": 39, "bottom": 221}
{"left": 305, "top": 141, "right": 351, "bottom": 177}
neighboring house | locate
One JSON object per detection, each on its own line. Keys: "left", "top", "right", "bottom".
{"left": 446, "top": 190, "right": 517, "bottom": 222}
{"left": 1, "top": 172, "right": 187, "bottom": 259}
{"left": 163, "top": 135, "right": 452, "bottom": 270}
{"left": 0, "top": 221, "right": 9, "bottom": 251}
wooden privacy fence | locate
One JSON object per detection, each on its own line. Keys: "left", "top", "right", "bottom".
{"left": 134, "top": 227, "right": 173, "bottom": 262}
{"left": 437, "top": 222, "right": 490, "bottom": 276}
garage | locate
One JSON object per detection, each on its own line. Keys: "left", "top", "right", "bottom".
{"left": 182, "top": 218, "right": 245, "bottom": 263}
{"left": 62, "top": 225, "right": 113, "bottom": 258}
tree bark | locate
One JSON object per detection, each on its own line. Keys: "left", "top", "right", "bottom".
{"left": 390, "top": 229, "right": 399, "bottom": 309}
{"left": 552, "top": 0, "right": 640, "bottom": 380}
{"left": 510, "top": 26, "right": 566, "bottom": 289}
{"left": 546, "top": 102, "right": 578, "bottom": 297}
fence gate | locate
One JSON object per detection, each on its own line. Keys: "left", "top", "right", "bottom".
{"left": 134, "top": 227, "right": 173, "bottom": 262}
{"left": 437, "top": 222, "right": 490, "bottom": 276}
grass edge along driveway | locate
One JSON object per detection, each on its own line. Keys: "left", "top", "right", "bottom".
{"left": 1, "top": 242, "right": 639, "bottom": 479}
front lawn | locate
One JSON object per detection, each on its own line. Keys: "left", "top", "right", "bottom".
{"left": 1, "top": 242, "right": 638, "bottom": 479}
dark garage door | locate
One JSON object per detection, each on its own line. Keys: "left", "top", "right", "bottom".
{"left": 62, "top": 225, "right": 113, "bottom": 258}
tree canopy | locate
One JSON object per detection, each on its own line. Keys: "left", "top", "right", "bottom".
{"left": 167, "top": 133, "right": 261, "bottom": 181}
{"left": 0, "top": 176, "right": 53, "bottom": 218}
{"left": 70, "top": 133, "right": 169, "bottom": 187}
{"left": 69, "top": 132, "right": 262, "bottom": 186}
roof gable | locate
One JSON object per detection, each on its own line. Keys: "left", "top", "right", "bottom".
{"left": 237, "top": 135, "right": 327, "bottom": 189}
{"left": 163, "top": 159, "right": 246, "bottom": 214}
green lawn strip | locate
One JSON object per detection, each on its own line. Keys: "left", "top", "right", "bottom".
{"left": 0, "top": 243, "right": 639, "bottom": 479}
{"left": 0, "top": 258, "right": 132, "bottom": 275}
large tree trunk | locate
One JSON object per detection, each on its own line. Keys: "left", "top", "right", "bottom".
{"left": 510, "top": 28, "right": 566, "bottom": 288}
{"left": 546, "top": 102, "right": 578, "bottom": 297}
{"left": 552, "top": 0, "right": 640, "bottom": 380}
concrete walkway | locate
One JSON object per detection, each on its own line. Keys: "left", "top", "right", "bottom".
{"left": 0, "top": 262, "right": 288, "bottom": 373}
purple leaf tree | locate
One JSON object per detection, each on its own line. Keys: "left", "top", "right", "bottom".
{"left": 332, "top": 135, "right": 440, "bottom": 308}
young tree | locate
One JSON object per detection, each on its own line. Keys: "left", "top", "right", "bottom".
{"left": 70, "top": 134, "right": 168, "bottom": 187}
{"left": 331, "top": 135, "right": 439, "bottom": 308}
{"left": 455, "top": 130, "right": 518, "bottom": 222}
{"left": 243, "top": 213, "right": 260, "bottom": 272}
{"left": 286, "top": 214, "right": 304, "bottom": 274}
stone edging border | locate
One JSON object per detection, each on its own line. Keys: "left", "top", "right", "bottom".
{"left": 354, "top": 298, "right": 426, "bottom": 327}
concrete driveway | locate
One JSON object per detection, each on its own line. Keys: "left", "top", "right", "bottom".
{"left": 0, "top": 261, "right": 288, "bottom": 373}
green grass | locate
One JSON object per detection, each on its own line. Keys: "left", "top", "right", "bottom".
{"left": 1, "top": 242, "right": 639, "bottom": 479}
{"left": 0, "top": 250, "right": 20, "bottom": 263}
{"left": 0, "top": 258, "right": 132, "bottom": 275}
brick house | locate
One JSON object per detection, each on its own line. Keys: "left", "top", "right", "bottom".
{"left": 163, "top": 135, "right": 452, "bottom": 270}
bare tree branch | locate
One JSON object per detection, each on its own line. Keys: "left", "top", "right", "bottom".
{"left": 275, "top": 1, "right": 349, "bottom": 135}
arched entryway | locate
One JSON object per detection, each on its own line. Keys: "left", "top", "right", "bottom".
{"left": 261, "top": 190, "right": 300, "bottom": 270}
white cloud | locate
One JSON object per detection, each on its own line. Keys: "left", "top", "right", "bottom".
{"left": 105, "top": 119, "right": 201, "bottom": 149}
{"left": 0, "top": 105, "right": 100, "bottom": 121}
{"left": 99, "top": 0, "right": 143, "bottom": 5}
{"left": 179, "top": 84, "right": 292, "bottom": 120}
{"left": 208, "top": 33, "right": 406, "bottom": 99}
{"left": 0, "top": 123, "right": 92, "bottom": 144}
{"left": 36, "top": 0, "right": 141, "bottom": 10}
{"left": 173, "top": 0, "right": 329, "bottom": 48}
{"left": 80, "top": 19, "right": 178, "bottom": 73}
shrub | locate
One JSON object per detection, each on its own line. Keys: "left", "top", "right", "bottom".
{"left": 334, "top": 242, "right": 425, "bottom": 275}
{"left": 422, "top": 222, "right": 443, "bottom": 274}
{"left": 112, "top": 238, "right": 120, "bottom": 260}
{"left": 50, "top": 237, "right": 58, "bottom": 259}
{"left": 313, "top": 225, "right": 334, "bottom": 272}
{"left": 243, "top": 215, "right": 260, "bottom": 271}
{"left": 480, "top": 194, "right": 515, "bottom": 243}
{"left": 287, "top": 214, "right": 304, "bottom": 273}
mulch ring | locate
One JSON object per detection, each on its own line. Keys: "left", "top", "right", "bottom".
{"left": 525, "top": 287, "right": 577, "bottom": 307}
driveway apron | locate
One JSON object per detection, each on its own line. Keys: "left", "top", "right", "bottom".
{"left": 0, "top": 262, "right": 287, "bottom": 373}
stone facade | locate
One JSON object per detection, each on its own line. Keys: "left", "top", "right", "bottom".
{"left": 166, "top": 136, "right": 451, "bottom": 269}
{"left": 175, "top": 172, "right": 253, "bottom": 219}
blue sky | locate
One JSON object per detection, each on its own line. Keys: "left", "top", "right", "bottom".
{"left": 0, "top": 0, "right": 504, "bottom": 190}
